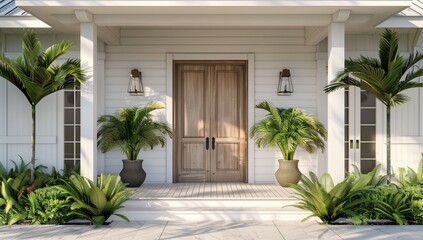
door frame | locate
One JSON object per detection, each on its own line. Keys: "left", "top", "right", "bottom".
{"left": 165, "top": 53, "right": 255, "bottom": 183}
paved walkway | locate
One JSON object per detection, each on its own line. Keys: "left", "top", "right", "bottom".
{"left": 1, "top": 220, "right": 423, "bottom": 240}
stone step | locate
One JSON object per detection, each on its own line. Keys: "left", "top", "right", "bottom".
{"left": 112, "top": 198, "right": 310, "bottom": 221}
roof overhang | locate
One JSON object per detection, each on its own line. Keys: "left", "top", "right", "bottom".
{"left": 0, "top": 16, "right": 50, "bottom": 28}
{"left": 12, "top": 1, "right": 413, "bottom": 45}
{"left": 378, "top": 16, "right": 423, "bottom": 28}
{"left": 15, "top": 1, "right": 411, "bottom": 30}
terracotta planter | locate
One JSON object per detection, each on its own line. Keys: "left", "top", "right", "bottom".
{"left": 275, "top": 159, "right": 301, "bottom": 187}
{"left": 119, "top": 159, "right": 146, "bottom": 187}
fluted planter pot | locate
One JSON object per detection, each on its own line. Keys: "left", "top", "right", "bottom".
{"left": 119, "top": 159, "right": 146, "bottom": 187}
{"left": 275, "top": 159, "right": 301, "bottom": 187}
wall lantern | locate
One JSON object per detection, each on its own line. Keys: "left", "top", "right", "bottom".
{"left": 128, "top": 69, "right": 144, "bottom": 96}
{"left": 277, "top": 69, "right": 294, "bottom": 96}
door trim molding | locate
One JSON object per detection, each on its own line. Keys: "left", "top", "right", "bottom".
{"left": 166, "top": 53, "right": 255, "bottom": 183}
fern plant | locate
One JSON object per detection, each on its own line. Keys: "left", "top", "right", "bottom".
{"left": 27, "top": 186, "right": 72, "bottom": 224}
{"left": 373, "top": 188, "right": 412, "bottom": 225}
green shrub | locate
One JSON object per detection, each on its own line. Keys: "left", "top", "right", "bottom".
{"left": 58, "top": 173, "right": 132, "bottom": 226}
{"left": 290, "top": 165, "right": 386, "bottom": 223}
{"left": 373, "top": 188, "right": 412, "bottom": 225}
{"left": 397, "top": 153, "right": 423, "bottom": 187}
{"left": 46, "top": 164, "right": 80, "bottom": 186}
{"left": 411, "top": 198, "right": 423, "bottom": 223}
{"left": 27, "top": 186, "right": 72, "bottom": 224}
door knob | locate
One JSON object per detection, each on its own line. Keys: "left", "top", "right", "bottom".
{"left": 356, "top": 139, "right": 360, "bottom": 149}
{"left": 205, "top": 137, "right": 209, "bottom": 150}
{"left": 212, "top": 137, "right": 216, "bottom": 150}
{"left": 349, "top": 139, "right": 354, "bottom": 149}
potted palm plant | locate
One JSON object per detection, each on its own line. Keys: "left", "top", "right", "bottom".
{"left": 97, "top": 102, "right": 172, "bottom": 187}
{"left": 250, "top": 101, "right": 327, "bottom": 187}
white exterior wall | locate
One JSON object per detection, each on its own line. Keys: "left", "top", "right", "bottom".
{"left": 0, "top": 34, "right": 81, "bottom": 171}
{"left": 104, "top": 28, "right": 319, "bottom": 183}
{"left": 319, "top": 33, "right": 423, "bottom": 174}
{"left": 2, "top": 29, "right": 422, "bottom": 183}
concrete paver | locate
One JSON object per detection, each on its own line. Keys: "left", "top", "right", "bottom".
{"left": 1, "top": 220, "right": 423, "bottom": 240}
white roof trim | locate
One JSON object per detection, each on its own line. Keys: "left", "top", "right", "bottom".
{"left": 16, "top": 0, "right": 412, "bottom": 7}
{"left": 378, "top": 16, "right": 423, "bottom": 28}
{"left": 0, "top": 16, "right": 50, "bottom": 28}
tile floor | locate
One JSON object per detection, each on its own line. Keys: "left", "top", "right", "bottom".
{"left": 1, "top": 220, "right": 423, "bottom": 240}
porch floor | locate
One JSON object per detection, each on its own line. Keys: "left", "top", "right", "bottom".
{"left": 131, "top": 183, "right": 295, "bottom": 199}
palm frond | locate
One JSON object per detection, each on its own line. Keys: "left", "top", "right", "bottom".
{"left": 43, "top": 40, "right": 74, "bottom": 67}
{"left": 379, "top": 29, "right": 399, "bottom": 72}
{"left": 251, "top": 102, "right": 327, "bottom": 160}
{"left": 97, "top": 102, "right": 172, "bottom": 160}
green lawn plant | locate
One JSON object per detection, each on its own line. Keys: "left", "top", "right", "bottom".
{"left": 0, "top": 30, "right": 85, "bottom": 183}
{"left": 290, "top": 165, "right": 385, "bottom": 223}
{"left": 58, "top": 173, "right": 132, "bottom": 226}
{"left": 250, "top": 101, "right": 327, "bottom": 160}
{"left": 325, "top": 29, "right": 423, "bottom": 177}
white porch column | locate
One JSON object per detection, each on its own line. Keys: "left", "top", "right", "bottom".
{"left": 327, "top": 10, "right": 349, "bottom": 183}
{"left": 77, "top": 10, "right": 98, "bottom": 181}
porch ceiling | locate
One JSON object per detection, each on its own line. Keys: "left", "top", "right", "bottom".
{"left": 15, "top": 1, "right": 410, "bottom": 34}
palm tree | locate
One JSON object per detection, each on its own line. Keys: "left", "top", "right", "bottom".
{"left": 250, "top": 101, "right": 327, "bottom": 160}
{"left": 324, "top": 29, "right": 423, "bottom": 177}
{"left": 0, "top": 30, "right": 85, "bottom": 182}
{"left": 97, "top": 102, "right": 173, "bottom": 160}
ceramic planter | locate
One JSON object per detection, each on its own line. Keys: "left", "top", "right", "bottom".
{"left": 119, "top": 159, "right": 146, "bottom": 187}
{"left": 275, "top": 159, "right": 301, "bottom": 187}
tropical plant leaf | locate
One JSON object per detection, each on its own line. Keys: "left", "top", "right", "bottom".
{"left": 89, "top": 187, "right": 107, "bottom": 211}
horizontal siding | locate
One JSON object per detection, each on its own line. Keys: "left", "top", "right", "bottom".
{"left": 120, "top": 29, "right": 306, "bottom": 37}
{"left": 346, "top": 35, "right": 422, "bottom": 173}
{"left": 2, "top": 29, "right": 421, "bottom": 183}
{"left": 106, "top": 45, "right": 316, "bottom": 53}
{"left": 0, "top": 33, "right": 78, "bottom": 171}
{"left": 105, "top": 27, "right": 318, "bottom": 183}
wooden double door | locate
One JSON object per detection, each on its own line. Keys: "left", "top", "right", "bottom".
{"left": 174, "top": 61, "right": 247, "bottom": 182}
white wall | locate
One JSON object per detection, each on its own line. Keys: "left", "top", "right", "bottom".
{"left": 104, "top": 28, "right": 319, "bottom": 183}
{"left": 3, "top": 29, "right": 421, "bottom": 183}
{"left": 319, "top": 33, "right": 423, "bottom": 174}
{"left": 0, "top": 33, "right": 80, "bottom": 171}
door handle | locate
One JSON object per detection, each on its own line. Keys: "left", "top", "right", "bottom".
{"left": 212, "top": 137, "right": 216, "bottom": 150}
{"left": 356, "top": 139, "right": 360, "bottom": 149}
{"left": 349, "top": 139, "right": 354, "bottom": 149}
{"left": 205, "top": 137, "right": 209, "bottom": 150}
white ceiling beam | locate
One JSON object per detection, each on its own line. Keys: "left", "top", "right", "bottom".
{"left": 93, "top": 14, "right": 332, "bottom": 26}
{"left": 98, "top": 26, "right": 120, "bottom": 45}
{"left": 305, "top": 26, "right": 328, "bottom": 45}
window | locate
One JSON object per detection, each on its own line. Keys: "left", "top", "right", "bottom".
{"left": 64, "top": 86, "right": 80, "bottom": 170}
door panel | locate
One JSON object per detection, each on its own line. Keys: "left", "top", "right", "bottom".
{"left": 175, "top": 61, "right": 246, "bottom": 182}
{"left": 176, "top": 65, "right": 210, "bottom": 182}
{"left": 182, "top": 70, "right": 206, "bottom": 137}
{"left": 344, "top": 87, "right": 377, "bottom": 174}
{"left": 211, "top": 65, "right": 245, "bottom": 181}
